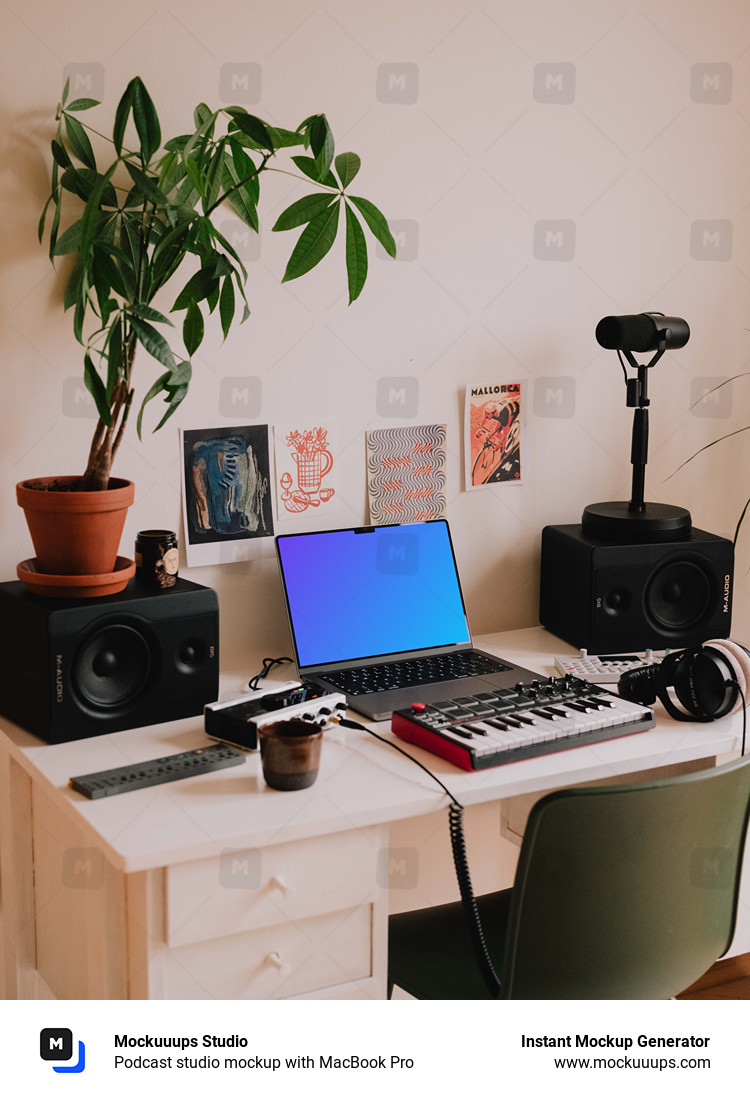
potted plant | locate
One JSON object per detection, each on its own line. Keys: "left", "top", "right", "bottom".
{"left": 22, "top": 76, "right": 395, "bottom": 594}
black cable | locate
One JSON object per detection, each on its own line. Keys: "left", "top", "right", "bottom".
{"left": 334, "top": 715, "right": 502, "bottom": 998}
{"left": 248, "top": 656, "right": 293, "bottom": 691}
{"left": 729, "top": 680, "right": 747, "bottom": 757}
{"left": 616, "top": 348, "right": 629, "bottom": 385}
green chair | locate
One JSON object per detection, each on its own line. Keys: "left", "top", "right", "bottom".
{"left": 388, "top": 754, "right": 750, "bottom": 999}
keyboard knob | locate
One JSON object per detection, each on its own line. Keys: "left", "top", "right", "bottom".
{"left": 411, "top": 702, "right": 426, "bottom": 713}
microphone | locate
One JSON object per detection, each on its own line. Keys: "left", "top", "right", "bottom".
{"left": 595, "top": 313, "right": 690, "bottom": 353}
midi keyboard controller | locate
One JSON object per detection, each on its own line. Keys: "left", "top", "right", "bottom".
{"left": 391, "top": 674, "right": 654, "bottom": 771}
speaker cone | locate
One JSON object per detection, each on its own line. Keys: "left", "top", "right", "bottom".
{"left": 645, "top": 561, "right": 712, "bottom": 631}
{"left": 74, "top": 624, "right": 151, "bottom": 708}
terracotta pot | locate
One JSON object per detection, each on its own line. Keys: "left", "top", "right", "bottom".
{"left": 16, "top": 476, "right": 135, "bottom": 576}
{"left": 259, "top": 718, "right": 323, "bottom": 791}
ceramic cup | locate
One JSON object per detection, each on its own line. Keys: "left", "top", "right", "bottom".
{"left": 258, "top": 718, "right": 323, "bottom": 791}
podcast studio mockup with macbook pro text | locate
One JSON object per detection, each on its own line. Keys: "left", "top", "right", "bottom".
{"left": 1, "top": 0, "right": 750, "bottom": 1018}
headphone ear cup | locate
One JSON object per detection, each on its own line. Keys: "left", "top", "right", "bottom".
{"left": 704, "top": 639, "right": 750, "bottom": 712}
{"left": 619, "top": 664, "right": 658, "bottom": 705}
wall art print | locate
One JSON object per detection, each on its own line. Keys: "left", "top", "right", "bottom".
{"left": 366, "top": 424, "right": 447, "bottom": 524}
{"left": 181, "top": 425, "right": 273, "bottom": 566}
{"left": 274, "top": 424, "right": 338, "bottom": 517}
{"left": 465, "top": 382, "right": 522, "bottom": 489}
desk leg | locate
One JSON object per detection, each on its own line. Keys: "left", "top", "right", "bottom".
{"left": 0, "top": 750, "right": 36, "bottom": 998}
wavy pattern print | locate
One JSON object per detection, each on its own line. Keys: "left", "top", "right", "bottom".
{"left": 366, "top": 424, "right": 448, "bottom": 525}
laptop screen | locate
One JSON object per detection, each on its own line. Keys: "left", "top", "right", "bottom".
{"left": 276, "top": 521, "right": 471, "bottom": 669}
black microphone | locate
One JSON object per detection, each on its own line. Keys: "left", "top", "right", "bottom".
{"left": 595, "top": 313, "right": 690, "bottom": 353}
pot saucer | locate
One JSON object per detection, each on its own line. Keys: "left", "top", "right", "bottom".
{"left": 17, "top": 556, "right": 135, "bottom": 599}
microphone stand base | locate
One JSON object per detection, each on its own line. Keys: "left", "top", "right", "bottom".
{"left": 582, "top": 501, "right": 692, "bottom": 542}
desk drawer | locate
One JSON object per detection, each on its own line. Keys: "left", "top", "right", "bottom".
{"left": 165, "top": 828, "right": 378, "bottom": 947}
{"left": 160, "top": 904, "right": 372, "bottom": 999}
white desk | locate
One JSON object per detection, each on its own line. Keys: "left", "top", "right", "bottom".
{"left": 0, "top": 627, "right": 744, "bottom": 1000}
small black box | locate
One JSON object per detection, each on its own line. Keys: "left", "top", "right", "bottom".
{"left": 0, "top": 577, "right": 219, "bottom": 743}
{"left": 539, "top": 524, "right": 733, "bottom": 653}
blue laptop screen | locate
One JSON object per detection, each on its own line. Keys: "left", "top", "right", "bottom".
{"left": 276, "top": 521, "right": 471, "bottom": 668}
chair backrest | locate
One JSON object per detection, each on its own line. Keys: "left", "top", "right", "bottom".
{"left": 501, "top": 754, "right": 750, "bottom": 999}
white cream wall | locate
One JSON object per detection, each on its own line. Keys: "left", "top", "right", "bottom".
{"left": 1, "top": 0, "right": 749, "bottom": 662}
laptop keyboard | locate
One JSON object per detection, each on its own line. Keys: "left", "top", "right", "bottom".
{"left": 321, "top": 652, "right": 512, "bottom": 696}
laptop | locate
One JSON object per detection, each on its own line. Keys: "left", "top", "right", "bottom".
{"left": 275, "top": 520, "right": 539, "bottom": 721}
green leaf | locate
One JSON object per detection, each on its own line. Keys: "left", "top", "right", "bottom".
{"left": 64, "top": 113, "right": 96, "bottom": 169}
{"left": 334, "top": 152, "right": 360, "bottom": 190}
{"left": 51, "top": 139, "right": 72, "bottom": 169}
{"left": 137, "top": 361, "right": 192, "bottom": 437}
{"left": 131, "top": 77, "right": 161, "bottom": 161}
{"left": 281, "top": 201, "right": 340, "bottom": 283}
{"left": 84, "top": 353, "right": 111, "bottom": 425}
{"left": 210, "top": 224, "right": 248, "bottom": 281}
{"left": 183, "top": 301, "right": 204, "bottom": 355}
{"left": 173, "top": 266, "right": 220, "bottom": 311}
{"left": 92, "top": 246, "right": 129, "bottom": 298}
{"left": 59, "top": 167, "right": 117, "bottom": 206}
{"left": 309, "top": 115, "right": 334, "bottom": 181}
{"left": 182, "top": 110, "right": 218, "bottom": 165}
{"left": 113, "top": 80, "right": 136, "bottom": 155}
{"left": 38, "top": 195, "right": 54, "bottom": 243}
{"left": 73, "top": 294, "right": 86, "bottom": 343}
{"left": 128, "top": 315, "right": 176, "bottom": 370}
{"left": 48, "top": 198, "right": 62, "bottom": 260}
{"left": 348, "top": 195, "right": 396, "bottom": 258}
{"left": 203, "top": 139, "right": 227, "bottom": 214}
{"left": 291, "top": 155, "right": 337, "bottom": 190}
{"left": 345, "top": 203, "right": 368, "bottom": 304}
{"left": 163, "top": 134, "right": 192, "bottom": 153}
{"left": 53, "top": 219, "right": 83, "bottom": 256}
{"left": 124, "top": 161, "right": 168, "bottom": 206}
{"left": 228, "top": 139, "right": 260, "bottom": 202}
{"left": 137, "top": 371, "right": 170, "bottom": 439}
{"left": 149, "top": 223, "right": 190, "bottom": 292}
{"left": 154, "top": 386, "right": 188, "bottom": 431}
{"left": 226, "top": 109, "right": 273, "bottom": 149}
{"left": 265, "top": 125, "right": 306, "bottom": 149}
{"left": 129, "top": 303, "right": 172, "bottom": 326}
{"left": 194, "top": 103, "right": 214, "bottom": 129}
{"left": 78, "top": 162, "right": 117, "bottom": 263}
{"left": 61, "top": 77, "right": 70, "bottom": 107}
{"left": 272, "top": 193, "right": 336, "bottom": 232}
{"left": 64, "top": 259, "right": 84, "bottom": 311}
{"left": 219, "top": 276, "right": 235, "bottom": 341}
{"left": 66, "top": 98, "right": 100, "bottom": 112}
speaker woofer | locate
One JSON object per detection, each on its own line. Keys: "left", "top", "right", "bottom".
{"left": 645, "top": 560, "right": 712, "bottom": 631}
{"left": 73, "top": 624, "right": 152, "bottom": 708}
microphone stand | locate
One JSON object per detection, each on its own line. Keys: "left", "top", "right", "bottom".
{"left": 625, "top": 342, "right": 665, "bottom": 514}
{"left": 582, "top": 337, "right": 692, "bottom": 541}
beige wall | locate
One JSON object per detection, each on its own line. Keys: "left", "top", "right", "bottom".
{"left": 1, "top": 0, "right": 748, "bottom": 659}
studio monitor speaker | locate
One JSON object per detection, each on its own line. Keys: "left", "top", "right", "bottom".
{"left": 539, "top": 524, "right": 733, "bottom": 653}
{"left": 0, "top": 577, "right": 219, "bottom": 743}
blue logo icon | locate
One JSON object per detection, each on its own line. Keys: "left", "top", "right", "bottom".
{"left": 40, "top": 1029, "right": 86, "bottom": 1073}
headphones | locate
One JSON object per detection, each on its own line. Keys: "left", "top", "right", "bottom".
{"left": 618, "top": 639, "right": 750, "bottom": 723}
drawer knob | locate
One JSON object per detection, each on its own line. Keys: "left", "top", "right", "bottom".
{"left": 264, "top": 951, "right": 291, "bottom": 977}
{"left": 270, "top": 874, "right": 295, "bottom": 897}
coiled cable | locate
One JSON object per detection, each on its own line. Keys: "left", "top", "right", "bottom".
{"left": 334, "top": 714, "right": 501, "bottom": 997}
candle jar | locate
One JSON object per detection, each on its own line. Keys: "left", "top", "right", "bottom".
{"left": 135, "top": 530, "right": 179, "bottom": 589}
